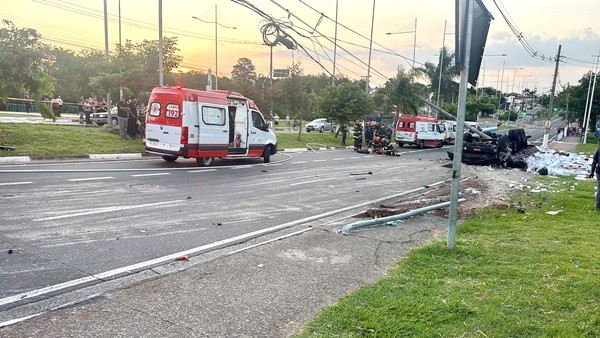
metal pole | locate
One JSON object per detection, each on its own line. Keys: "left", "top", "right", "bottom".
{"left": 448, "top": 0, "right": 473, "bottom": 250}
{"left": 511, "top": 68, "right": 517, "bottom": 93}
{"left": 118, "top": 0, "right": 123, "bottom": 101}
{"left": 270, "top": 45, "right": 273, "bottom": 115}
{"left": 584, "top": 62, "right": 598, "bottom": 144}
{"left": 582, "top": 69, "right": 594, "bottom": 141}
{"left": 158, "top": 0, "right": 164, "bottom": 86}
{"left": 215, "top": 4, "right": 218, "bottom": 90}
{"left": 498, "top": 60, "right": 505, "bottom": 110}
{"left": 436, "top": 20, "right": 446, "bottom": 107}
{"left": 365, "top": 0, "right": 376, "bottom": 94}
{"left": 103, "top": 0, "right": 112, "bottom": 126}
{"left": 412, "top": 18, "right": 417, "bottom": 69}
{"left": 332, "top": 0, "right": 338, "bottom": 86}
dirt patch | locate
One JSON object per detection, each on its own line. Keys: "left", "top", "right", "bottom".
{"left": 366, "top": 163, "right": 535, "bottom": 220}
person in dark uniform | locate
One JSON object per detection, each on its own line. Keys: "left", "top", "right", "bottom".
{"left": 127, "top": 97, "right": 138, "bottom": 139}
{"left": 340, "top": 125, "right": 348, "bottom": 146}
{"left": 353, "top": 121, "right": 363, "bottom": 150}
{"left": 589, "top": 144, "right": 600, "bottom": 211}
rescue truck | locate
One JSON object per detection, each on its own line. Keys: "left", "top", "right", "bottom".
{"left": 144, "top": 86, "right": 277, "bottom": 167}
{"left": 395, "top": 114, "right": 444, "bottom": 148}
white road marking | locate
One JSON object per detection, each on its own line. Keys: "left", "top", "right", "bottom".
{"left": 0, "top": 181, "right": 33, "bottom": 186}
{"left": 187, "top": 169, "right": 217, "bottom": 173}
{"left": 34, "top": 200, "right": 185, "bottom": 221}
{"left": 290, "top": 177, "right": 336, "bottom": 186}
{"left": 67, "top": 176, "right": 113, "bottom": 182}
{"left": 332, "top": 158, "right": 346, "bottom": 161}
{"left": 130, "top": 173, "right": 170, "bottom": 177}
{"left": 312, "top": 159, "right": 327, "bottom": 162}
{"left": 230, "top": 165, "right": 253, "bottom": 169}
{"left": 291, "top": 161, "right": 307, "bottom": 164}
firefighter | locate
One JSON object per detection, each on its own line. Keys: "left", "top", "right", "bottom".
{"left": 353, "top": 121, "right": 363, "bottom": 150}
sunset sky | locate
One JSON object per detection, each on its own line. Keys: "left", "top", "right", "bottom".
{"left": 2, "top": 0, "right": 599, "bottom": 94}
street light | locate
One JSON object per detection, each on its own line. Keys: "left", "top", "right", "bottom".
{"left": 386, "top": 18, "right": 417, "bottom": 69}
{"left": 192, "top": 5, "right": 236, "bottom": 90}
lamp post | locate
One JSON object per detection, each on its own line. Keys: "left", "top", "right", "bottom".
{"left": 385, "top": 18, "right": 417, "bottom": 69}
{"left": 477, "top": 54, "right": 506, "bottom": 97}
{"left": 192, "top": 5, "right": 236, "bottom": 90}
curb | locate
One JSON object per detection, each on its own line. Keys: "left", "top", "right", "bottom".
{"left": 0, "top": 156, "right": 30, "bottom": 164}
{"left": 88, "top": 153, "right": 143, "bottom": 160}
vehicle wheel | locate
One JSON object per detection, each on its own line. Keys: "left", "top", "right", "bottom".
{"left": 263, "top": 145, "right": 272, "bottom": 163}
{"left": 110, "top": 118, "right": 118, "bottom": 127}
{"left": 306, "top": 130, "right": 311, "bottom": 133}
{"left": 437, "top": 141, "right": 443, "bottom": 148}
{"left": 319, "top": 127, "right": 324, "bottom": 133}
{"left": 196, "top": 157, "right": 214, "bottom": 167}
{"left": 162, "top": 155, "right": 178, "bottom": 162}
{"left": 418, "top": 140, "right": 425, "bottom": 149}
{"left": 397, "top": 142, "right": 404, "bottom": 147}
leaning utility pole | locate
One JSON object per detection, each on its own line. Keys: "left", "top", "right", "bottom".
{"left": 541, "top": 45, "right": 561, "bottom": 149}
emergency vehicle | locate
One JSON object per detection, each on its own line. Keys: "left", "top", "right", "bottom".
{"left": 395, "top": 114, "right": 444, "bottom": 148}
{"left": 440, "top": 120, "right": 457, "bottom": 144}
{"left": 144, "top": 86, "right": 277, "bottom": 167}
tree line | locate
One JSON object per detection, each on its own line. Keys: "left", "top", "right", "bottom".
{"left": 1, "top": 20, "right": 596, "bottom": 128}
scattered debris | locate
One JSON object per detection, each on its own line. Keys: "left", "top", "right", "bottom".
{"left": 257, "top": 264, "right": 264, "bottom": 268}
{"left": 350, "top": 171, "right": 373, "bottom": 176}
{"left": 175, "top": 255, "right": 189, "bottom": 261}
{"left": 546, "top": 210, "right": 563, "bottom": 216}
{"left": 8, "top": 249, "right": 13, "bottom": 254}
{"left": 187, "top": 196, "right": 192, "bottom": 199}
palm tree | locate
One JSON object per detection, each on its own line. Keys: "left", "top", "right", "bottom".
{"left": 382, "top": 67, "right": 424, "bottom": 127}
{"left": 418, "top": 46, "right": 458, "bottom": 105}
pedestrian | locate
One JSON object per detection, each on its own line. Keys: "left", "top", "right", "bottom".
{"left": 56, "top": 95, "right": 63, "bottom": 116}
{"left": 588, "top": 144, "right": 600, "bottom": 211}
{"left": 340, "top": 125, "right": 348, "bottom": 146}
{"left": 127, "top": 97, "right": 139, "bottom": 139}
{"left": 286, "top": 114, "right": 291, "bottom": 129}
{"left": 117, "top": 97, "right": 130, "bottom": 138}
{"left": 51, "top": 96, "right": 59, "bottom": 117}
{"left": 78, "top": 96, "right": 85, "bottom": 123}
{"left": 23, "top": 91, "right": 31, "bottom": 113}
{"left": 83, "top": 99, "right": 92, "bottom": 124}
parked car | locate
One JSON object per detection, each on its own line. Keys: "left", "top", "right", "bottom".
{"left": 306, "top": 118, "right": 335, "bottom": 132}
{"left": 90, "top": 107, "right": 118, "bottom": 126}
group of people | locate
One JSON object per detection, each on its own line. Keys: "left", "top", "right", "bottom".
{"left": 352, "top": 120, "right": 396, "bottom": 156}
{"left": 117, "top": 96, "right": 140, "bottom": 139}
{"left": 78, "top": 96, "right": 106, "bottom": 124}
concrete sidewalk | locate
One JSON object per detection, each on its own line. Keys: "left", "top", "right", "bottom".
{"left": 0, "top": 208, "right": 447, "bottom": 337}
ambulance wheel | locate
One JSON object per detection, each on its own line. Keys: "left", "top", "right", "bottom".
{"left": 263, "top": 146, "right": 272, "bottom": 163}
{"left": 196, "top": 157, "right": 214, "bottom": 167}
{"left": 162, "top": 155, "right": 178, "bottom": 162}
{"left": 418, "top": 140, "right": 425, "bottom": 149}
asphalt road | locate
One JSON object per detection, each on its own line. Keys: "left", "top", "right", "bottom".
{"left": 0, "top": 145, "right": 452, "bottom": 309}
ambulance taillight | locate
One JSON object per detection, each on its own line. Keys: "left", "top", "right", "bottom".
{"left": 181, "top": 126, "right": 188, "bottom": 145}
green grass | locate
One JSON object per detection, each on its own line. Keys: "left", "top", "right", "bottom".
{"left": 0, "top": 123, "right": 346, "bottom": 157}
{"left": 298, "top": 176, "right": 600, "bottom": 337}
{"left": 0, "top": 123, "right": 143, "bottom": 157}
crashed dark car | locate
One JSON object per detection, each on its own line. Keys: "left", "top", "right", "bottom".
{"left": 447, "top": 128, "right": 536, "bottom": 168}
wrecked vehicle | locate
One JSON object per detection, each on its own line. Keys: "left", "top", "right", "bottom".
{"left": 447, "top": 128, "right": 538, "bottom": 168}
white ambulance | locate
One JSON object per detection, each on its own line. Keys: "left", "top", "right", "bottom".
{"left": 145, "top": 86, "right": 277, "bottom": 167}
{"left": 395, "top": 114, "right": 444, "bottom": 148}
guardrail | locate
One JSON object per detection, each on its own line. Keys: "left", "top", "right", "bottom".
{"left": 3, "top": 98, "right": 80, "bottom": 114}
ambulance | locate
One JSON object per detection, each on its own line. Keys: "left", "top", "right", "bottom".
{"left": 395, "top": 114, "right": 444, "bottom": 148}
{"left": 144, "top": 86, "right": 277, "bottom": 167}
{"left": 439, "top": 120, "right": 457, "bottom": 144}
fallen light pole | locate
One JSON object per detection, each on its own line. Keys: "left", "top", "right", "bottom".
{"left": 341, "top": 199, "right": 466, "bottom": 235}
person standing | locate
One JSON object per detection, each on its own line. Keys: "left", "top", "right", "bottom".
{"left": 127, "top": 97, "right": 139, "bottom": 139}
{"left": 285, "top": 114, "right": 291, "bottom": 130}
{"left": 589, "top": 145, "right": 600, "bottom": 211}
{"left": 23, "top": 91, "right": 31, "bottom": 113}
{"left": 116, "top": 97, "right": 130, "bottom": 138}
{"left": 340, "top": 125, "right": 348, "bottom": 146}
{"left": 56, "top": 95, "right": 63, "bottom": 116}
{"left": 83, "top": 99, "right": 92, "bottom": 125}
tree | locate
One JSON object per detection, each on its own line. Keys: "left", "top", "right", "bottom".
{"left": 418, "top": 46, "right": 458, "bottom": 104}
{"left": 0, "top": 20, "right": 52, "bottom": 100}
{"left": 381, "top": 67, "right": 424, "bottom": 127}
{"left": 231, "top": 57, "right": 257, "bottom": 85}
{"left": 319, "top": 82, "right": 374, "bottom": 129}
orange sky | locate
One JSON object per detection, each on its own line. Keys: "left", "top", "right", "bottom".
{"left": 1, "top": 0, "right": 600, "bottom": 93}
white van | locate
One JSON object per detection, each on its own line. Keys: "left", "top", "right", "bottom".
{"left": 145, "top": 86, "right": 277, "bottom": 167}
